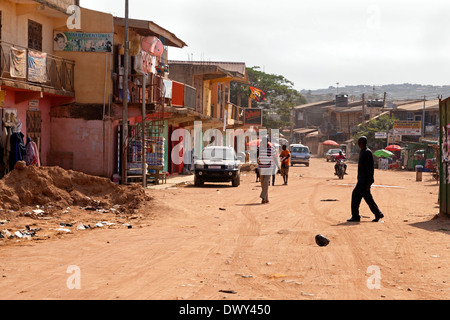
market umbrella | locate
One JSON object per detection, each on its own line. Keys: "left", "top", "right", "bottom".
{"left": 246, "top": 139, "right": 260, "bottom": 147}
{"left": 385, "top": 144, "right": 402, "bottom": 152}
{"left": 322, "top": 140, "right": 339, "bottom": 146}
{"left": 374, "top": 149, "right": 394, "bottom": 158}
{"left": 246, "top": 139, "right": 277, "bottom": 147}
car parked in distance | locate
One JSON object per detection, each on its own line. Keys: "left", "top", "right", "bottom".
{"left": 194, "top": 146, "right": 241, "bottom": 187}
{"left": 289, "top": 144, "right": 310, "bottom": 167}
{"left": 325, "top": 148, "right": 344, "bottom": 162}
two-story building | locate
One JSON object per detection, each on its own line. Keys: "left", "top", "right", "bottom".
{"left": 46, "top": 9, "right": 187, "bottom": 180}
{"left": 0, "top": 0, "right": 76, "bottom": 178}
{"left": 165, "top": 60, "right": 249, "bottom": 174}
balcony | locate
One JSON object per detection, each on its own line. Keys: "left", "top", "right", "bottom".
{"left": 114, "top": 73, "right": 197, "bottom": 112}
{"left": 115, "top": 73, "right": 165, "bottom": 107}
{"left": 0, "top": 41, "right": 75, "bottom": 97}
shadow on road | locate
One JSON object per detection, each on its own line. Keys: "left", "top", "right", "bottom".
{"left": 184, "top": 184, "right": 233, "bottom": 189}
{"left": 409, "top": 214, "right": 450, "bottom": 235}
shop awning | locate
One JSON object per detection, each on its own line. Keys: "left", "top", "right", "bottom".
{"left": 114, "top": 17, "right": 187, "bottom": 48}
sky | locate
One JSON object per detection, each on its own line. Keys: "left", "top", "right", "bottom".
{"left": 80, "top": 0, "right": 450, "bottom": 91}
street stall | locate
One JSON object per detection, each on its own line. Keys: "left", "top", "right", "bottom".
{"left": 404, "top": 142, "right": 429, "bottom": 171}
{"left": 373, "top": 149, "right": 394, "bottom": 170}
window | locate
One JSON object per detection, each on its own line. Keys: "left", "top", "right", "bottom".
{"left": 28, "top": 20, "right": 42, "bottom": 51}
{"left": 414, "top": 113, "right": 422, "bottom": 122}
{"left": 406, "top": 112, "right": 413, "bottom": 121}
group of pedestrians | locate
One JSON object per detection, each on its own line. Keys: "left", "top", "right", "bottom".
{"left": 256, "top": 135, "right": 384, "bottom": 223}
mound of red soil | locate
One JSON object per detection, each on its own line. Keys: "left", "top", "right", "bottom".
{"left": 0, "top": 164, "right": 148, "bottom": 213}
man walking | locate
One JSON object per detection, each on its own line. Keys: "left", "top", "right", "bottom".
{"left": 347, "top": 136, "right": 384, "bottom": 222}
{"left": 257, "top": 137, "right": 275, "bottom": 204}
{"left": 279, "top": 145, "right": 290, "bottom": 185}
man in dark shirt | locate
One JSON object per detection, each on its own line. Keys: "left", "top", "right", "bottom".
{"left": 347, "top": 136, "right": 384, "bottom": 222}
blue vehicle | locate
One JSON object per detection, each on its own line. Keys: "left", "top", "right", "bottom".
{"left": 289, "top": 144, "right": 310, "bottom": 167}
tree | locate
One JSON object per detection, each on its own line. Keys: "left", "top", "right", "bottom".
{"left": 230, "top": 66, "right": 307, "bottom": 130}
{"left": 353, "top": 114, "right": 397, "bottom": 149}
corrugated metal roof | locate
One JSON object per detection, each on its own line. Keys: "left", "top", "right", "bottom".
{"left": 114, "top": 17, "right": 187, "bottom": 48}
{"left": 294, "top": 100, "right": 334, "bottom": 109}
{"left": 293, "top": 128, "right": 318, "bottom": 134}
{"left": 394, "top": 99, "right": 439, "bottom": 111}
{"left": 169, "top": 60, "right": 248, "bottom": 82}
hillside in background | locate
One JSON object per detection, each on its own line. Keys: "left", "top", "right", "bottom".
{"left": 300, "top": 83, "right": 450, "bottom": 103}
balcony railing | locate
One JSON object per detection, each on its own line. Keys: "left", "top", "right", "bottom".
{"left": 115, "top": 73, "right": 167, "bottom": 105}
{"left": 229, "top": 102, "right": 244, "bottom": 123}
{"left": 0, "top": 41, "right": 75, "bottom": 95}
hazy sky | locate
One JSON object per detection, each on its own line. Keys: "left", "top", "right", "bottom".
{"left": 81, "top": 0, "right": 450, "bottom": 91}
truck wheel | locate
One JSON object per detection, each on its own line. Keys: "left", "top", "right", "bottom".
{"left": 194, "top": 177, "right": 204, "bottom": 187}
{"left": 232, "top": 176, "right": 240, "bottom": 187}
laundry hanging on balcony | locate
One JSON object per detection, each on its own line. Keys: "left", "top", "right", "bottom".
{"left": 10, "top": 47, "right": 27, "bottom": 79}
{"left": 28, "top": 50, "right": 47, "bottom": 83}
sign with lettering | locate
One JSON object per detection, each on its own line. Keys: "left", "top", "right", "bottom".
{"left": 54, "top": 32, "right": 113, "bottom": 53}
{"left": 244, "top": 108, "right": 262, "bottom": 126}
{"left": 393, "top": 120, "right": 422, "bottom": 136}
{"left": 375, "top": 131, "right": 387, "bottom": 139}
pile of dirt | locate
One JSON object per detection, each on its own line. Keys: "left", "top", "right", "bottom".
{"left": 0, "top": 163, "right": 149, "bottom": 213}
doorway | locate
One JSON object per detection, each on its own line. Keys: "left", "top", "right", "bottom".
{"left": 26, "top": 110, "right": 41, "bottom": 158}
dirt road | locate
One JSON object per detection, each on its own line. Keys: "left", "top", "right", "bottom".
{"left": 0, "top": 157, "right": 448, "bottom": 300}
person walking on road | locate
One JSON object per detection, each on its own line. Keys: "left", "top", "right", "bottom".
{"left": 347, "top": 136, "right": 384, "bottom": 222}
{"left": 279, "top": 145, "right": 290, "bottom": 185}
{"left": 257, "top": 137, "right": 275, "bottom": 204}
{"left": 270, "top": 148, "right": 279, "bottom": 186}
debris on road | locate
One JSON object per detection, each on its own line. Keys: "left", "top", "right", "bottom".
{"left": 315, "top": 234, "right": 330, "bottom": 247}
{"left": 219, "top": 290, "right": 237, "bottom": 294}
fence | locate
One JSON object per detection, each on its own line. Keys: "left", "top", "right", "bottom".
{"left": 0, "top": 40, "right": 75, "bottom": 93}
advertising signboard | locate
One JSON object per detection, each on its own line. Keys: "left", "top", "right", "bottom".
{"left": 244, "top": 108, "right": 262, "bottom": 126}
{"left": 393, "top": 120, "right": 422, "bottom": 136}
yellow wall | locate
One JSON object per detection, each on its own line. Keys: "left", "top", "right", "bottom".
{"left": 53, "top": 7, "right": 114, "bottom": 104}
{"left": 0, "top": 1, "right": 61, "bottom": 53}
{"left": 203, "top": 80, "right": 212, "bottom": 116}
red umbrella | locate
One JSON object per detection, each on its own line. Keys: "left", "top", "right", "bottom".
{"left": 322, "top": 140, "right": 339, "bottom": 146}
{"left": 246, "top": 139, "right": 276, "bottom": 147}
{"left": 246, "top": 139, "right": 262, "bottom": 147}
{"left": 385, "top": 144, "right": 402, "bottom": 152}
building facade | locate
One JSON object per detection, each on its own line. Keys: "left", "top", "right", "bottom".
{"left": 0, "top": 0, "right": 76, "bottom": 177}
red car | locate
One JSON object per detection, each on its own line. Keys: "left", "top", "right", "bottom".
{"left": 325, "top": 149, "right": 344, "bottom": 162}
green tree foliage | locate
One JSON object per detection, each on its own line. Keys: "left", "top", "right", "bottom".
{"left": 353, "top": 114, "right": 397, "bottom": 149}
{"left": 230, "top": 66, "right": 307, "bottom": 130}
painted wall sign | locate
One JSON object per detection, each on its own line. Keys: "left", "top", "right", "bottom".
{"left": 54, "top": 32, "right": 113, "bottom": 52}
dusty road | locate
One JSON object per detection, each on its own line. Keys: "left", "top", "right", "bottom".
{"left": 0, "top": 157, "right": 448, "bottom": 300}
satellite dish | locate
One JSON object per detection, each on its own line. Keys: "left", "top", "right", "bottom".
{"left": 141, "top": 36, "right": 164, "bottom": 57}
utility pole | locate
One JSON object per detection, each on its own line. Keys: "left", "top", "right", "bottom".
{"left": 142, "top": 75, "right": 147, "bottom": 188}
{"left": 121, "top": 0, "right": 129, "bottom": 184}
{"left": 362, "top": 93, "right": 365, "bottom": 123}
{"left": 422, "top": 95, "right": 426, "bottom": 137}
